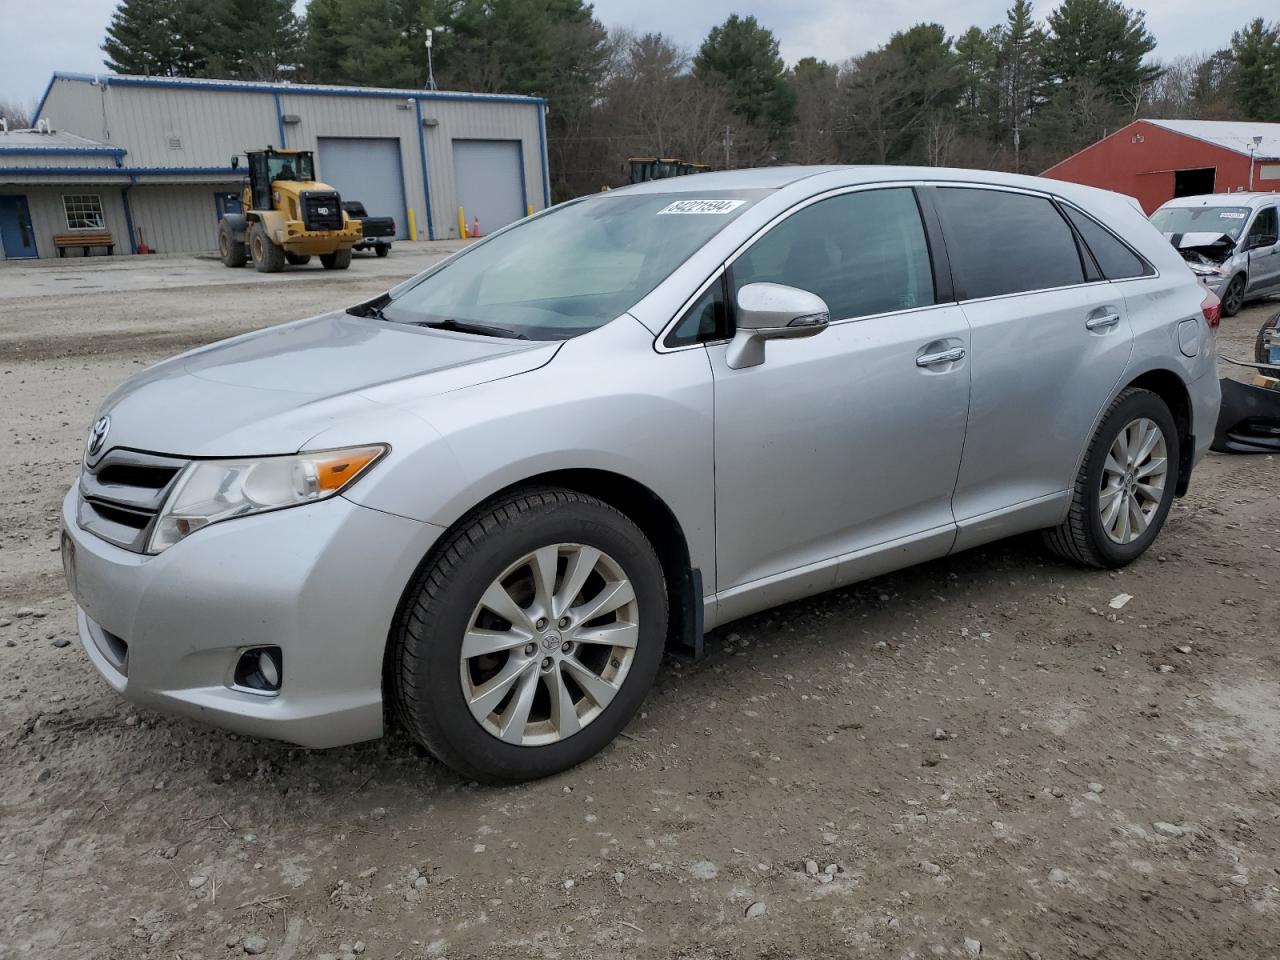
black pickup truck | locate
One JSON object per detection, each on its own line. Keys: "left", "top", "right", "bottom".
{"left": 341, "top": 201, "right": 395, "bottom": 257}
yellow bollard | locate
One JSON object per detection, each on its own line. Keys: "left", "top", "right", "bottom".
{"left": 407, "top": 208, "right": 416, "bottom": 241}
{"left": 458, "top": 207, "right": 467, "bottom": 239}
{"left": 527, "top": 204, "right": 534, "bottom": 217}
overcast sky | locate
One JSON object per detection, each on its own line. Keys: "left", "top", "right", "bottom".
{"left": 2, "top": 0, "right": 1273, "bottom": 110}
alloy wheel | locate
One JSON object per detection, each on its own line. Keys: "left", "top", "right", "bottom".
{"left": 1099, "top": 416, "right": 1168, "bottom": 545}
{"left": 1224, "top": 277, "right": 1244, "bottom": 316}
{"left": 459, "top": 543, "right": 639, "bottom": 747}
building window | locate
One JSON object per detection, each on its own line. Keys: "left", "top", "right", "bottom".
{"left": 63, "top": 194, "right": 105, "bottom": 230}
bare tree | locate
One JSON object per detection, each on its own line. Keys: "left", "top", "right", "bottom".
{"left": 0, "top": 99, "right": 32, "bottom": 129}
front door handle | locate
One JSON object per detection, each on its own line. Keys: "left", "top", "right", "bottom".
{"left": 1086, "top": 313, "right": 1120, "bottom": 331}
{"left": 916, "top": 347, "right": 966, "bottom": 367}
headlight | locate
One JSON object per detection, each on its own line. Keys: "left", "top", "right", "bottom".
{"left": 147, "top": 445, "right": 386, "bottom": 554}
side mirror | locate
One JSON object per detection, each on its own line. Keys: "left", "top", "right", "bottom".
{"left": 726, "top": 282, "right": 830, "bottom": 369}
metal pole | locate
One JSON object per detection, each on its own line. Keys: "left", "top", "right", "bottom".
{"left": 1248, "top": 146, "right": 1255, "bottom": 191}
{"left": 425, "top": 31, "right": 437, "bottom": 91}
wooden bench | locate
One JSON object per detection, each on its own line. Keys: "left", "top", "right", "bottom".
{"left": 53, "top": 232, "right": 115, "bottom": 257}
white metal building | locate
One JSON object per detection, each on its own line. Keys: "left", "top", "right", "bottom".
{"left": 0, "top": 72, "right": 549, "bottom": 260}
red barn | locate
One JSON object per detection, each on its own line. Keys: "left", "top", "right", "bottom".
{"left": 1043, "top": 119, "right": 1280, "bottom": 213}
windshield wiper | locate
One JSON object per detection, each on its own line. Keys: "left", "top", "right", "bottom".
{"left": 417, "top": 318, "right": 529, "bottom": 340}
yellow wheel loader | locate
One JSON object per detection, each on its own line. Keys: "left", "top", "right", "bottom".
{"left": 217, "top": 148, "right": 362, "bottom": 273}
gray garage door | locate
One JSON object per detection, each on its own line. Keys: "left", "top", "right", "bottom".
{"left": 316, "top": 137, "right": 407, "bottom": 239}
{"left": 452, "top": 140, "right": 525, "bottom": 236}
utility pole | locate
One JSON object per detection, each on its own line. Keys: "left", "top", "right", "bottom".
{"left": 723, "top": 126, "right": 733, "bottom": 170}
{"left": 1248, "top": 136, "right": 1262, "bottom": 191}
{"left": 425, "top": 30, "right": 437, "bottom": 91}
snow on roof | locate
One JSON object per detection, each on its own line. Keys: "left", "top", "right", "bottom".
{"left": 1144, "top": 119, "right": 1280, "bottom": 160}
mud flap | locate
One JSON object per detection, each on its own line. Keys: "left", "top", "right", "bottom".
{"left": 670, "top": 567, "right": 706, "bottom": 661}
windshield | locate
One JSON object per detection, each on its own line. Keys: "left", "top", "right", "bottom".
{"left": 377, "top": 191, "right": 762, "bottom": 340}
{"left": 269, "top": 153, "right": 313, "bottom": 182}
{"left": 1151, "top": 205, "right": 1251, "bottom": 241}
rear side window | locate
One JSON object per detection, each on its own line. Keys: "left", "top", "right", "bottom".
{"left": 1062, "top": 205, "right": 1152, "bottom": 280}
{"left": 935, "top": 188, "right": 1084, "bottom": 299}
{"left": 731, "top": 187, "right": 935, "bottom": 320}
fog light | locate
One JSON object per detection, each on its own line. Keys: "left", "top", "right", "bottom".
{"left": 234, "top": 646, "right": 282, "bottom": 694}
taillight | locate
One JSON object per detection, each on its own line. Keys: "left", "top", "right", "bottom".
{"left": 1201, "top": 288, "right": 1221, "bottom": 330}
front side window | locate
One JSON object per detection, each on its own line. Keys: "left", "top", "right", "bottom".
{"left": 379, "top": 191, "right": 761, "bottom": 340}
{"left": 1062, "top": 205, "right": 1152, "bottom": 280}
{"left": 731, "top": 187, "right": 935, "bottom": 320}
{"left": 63, "top": 194, "right": 104, "bottom": 230}
{"left": 268, "top": 153, "right": 313, "bottom": 182}
{"left": 665, "top": 275, "right": 728, "bottom": 347}
{"left": 1247, "top": 207, "right": 1278, "bottom": 246}
{"left": 1150, "top": 205, "right": 1252, "bottom": 241}
{"left": 935, "top": 188, "right": 1085, "bottom": 299}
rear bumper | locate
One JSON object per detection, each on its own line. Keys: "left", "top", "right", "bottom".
{"left": 63, "top": 489, "right": 442, "bottom": 748}
{"left": 1212, "top": 376, "right": 1280, "bottom": 453}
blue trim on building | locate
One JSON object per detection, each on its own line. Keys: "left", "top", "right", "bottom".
{"left": 537, "top": 102, "right": 551, "bottom": 208}
{"left": 0, "top": 146, "right": 126, "bottom": 157}
{"left": 0, "top": 165, "right": 238, "bottom": 177}
{"left": 44, "top": 71, "right": 545, "bottom": 106}
{"left": 517, "top": 144, "right": 529, "bottom": 215}
{"left": 273, "top": 92, "right": 287, "bottom": 148}
{"left": 413, "top": 99, "right": 436, "bottom": 240}
{"left": 121, "top": 176, "right": 138, "bottom": 255}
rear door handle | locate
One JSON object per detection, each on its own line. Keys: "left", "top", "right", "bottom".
{"left": 1086, "top": 313, "right": 1120, "bottom": 331}
{"left": 916, "top": 347, "right": 966, "bottom": 367}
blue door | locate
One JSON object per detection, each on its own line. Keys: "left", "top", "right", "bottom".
{"left": 0, "top": 195, "right": 38, "bottom": 259}
{"left": 214, "top": 192, "right": 243, "bottom": 219}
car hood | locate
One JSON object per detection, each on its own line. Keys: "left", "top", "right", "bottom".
{"left": 92, "top": 312, "right": 558, "bottom": 458}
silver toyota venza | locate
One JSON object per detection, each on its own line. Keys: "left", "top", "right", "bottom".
{"left": 63, "top": 166, "right": 1221, "bottom": 782}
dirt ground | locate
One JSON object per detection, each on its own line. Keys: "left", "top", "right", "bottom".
{"left": 1, "top": 254, "right": 1278, "bottom": 960}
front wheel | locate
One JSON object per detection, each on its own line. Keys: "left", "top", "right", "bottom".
{"left": 1044, "top": 388, "right": 1179, "bottom": 568}
{"left": 250, "top": 224, "right": 284, "bottom": 273}
{"left": 390, "top": 489, "right": 667, "bottom": 783}
{"left": 1221, "top": 275, "right": 1246, "bottom": 317}
{"left": 320, "top": 248, "right": 352, "bottom": 270}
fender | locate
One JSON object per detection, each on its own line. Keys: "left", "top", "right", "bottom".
{"left": 220, "top": 212, "right": 247, "bottom": 244}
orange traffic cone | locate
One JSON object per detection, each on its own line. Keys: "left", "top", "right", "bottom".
{"left": 472, "top": 216, "right": 481, "bottom": 238}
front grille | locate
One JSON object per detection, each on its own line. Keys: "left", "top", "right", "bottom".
{"left": 300, "top": 190, "right": 343, "bottom": 231}
{"left": 78, "top": 449, "right": 187, "bottom": 553}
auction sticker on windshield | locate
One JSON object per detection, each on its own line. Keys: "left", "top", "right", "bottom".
{"left": 1220, "top": 211, "right": 1246, "bottom": 219}
{"left": 658, "top": 199, "right": 747, "bottom": 215}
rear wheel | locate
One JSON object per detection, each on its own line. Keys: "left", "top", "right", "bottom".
{"left": 250, "top": 224, "right": 284, "bottom": 273}
{"left": 284, "top": 252, "right": 311, "bottom": 266}
{"left": 320, "top": 248, "right": 352, "bottom": 270}
{"left": 218, "top": 222, "right": 246, "bottom": 268}
{"left": 375, "top": 243, "right": 390, "bottom": 258}
{"left": 1044, "top": 388, "right": 1179, "bottom": 568}
{"left": 1221, "top": 275, "right": 1246, "bottom": 317}
{"left": 390, "top": 489, "right": 667, "bottom": 783}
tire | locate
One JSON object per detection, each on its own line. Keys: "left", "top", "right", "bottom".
{"left": 390, "top": 488, "right": 667, "bottom": 784}
{"left": 284, "top": 252, "right": 311, "bottom": 266}
{"left": 1044, "top": 388, "right": 1180, "bottom": 569}
{"left": 218, "top": 222, "right": 246, "bottom": 268}
{"left": 320, "top": 248, "right": 352, "bottom": 270}
{"left": 1255, "top": 312, "right": 1280, "bottom": 365}
{"left": 1221, "top": 274, "right": 1246, "bottom": 317}
{"left": 250, "top": 224, "right": 285, "bottom": 273}
{"left": 375, "top": 243, "right": 390, "bottom": 258}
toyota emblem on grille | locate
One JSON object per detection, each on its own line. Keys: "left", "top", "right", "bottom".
{"left": 86, "top": 415, "right": 111, "bottom": 457}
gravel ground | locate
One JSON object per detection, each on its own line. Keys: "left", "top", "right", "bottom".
{"left": 1, "top": 255, "right": 1278, "bottom": 960}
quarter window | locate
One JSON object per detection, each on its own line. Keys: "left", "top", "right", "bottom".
{"left": 666, "top": 275, "right": 728, "bottom": 347}
{"left": 63, "top": 194, "right": 105, "bottom": 230}
{"left": 935, "top": 188, "right": 1084, "bottom": 299}
{"left": 1062, "top": 205, "right": 1152, "bottom": 280}
{"left": 731, "top": 187, "right": 936, "bottom": 321}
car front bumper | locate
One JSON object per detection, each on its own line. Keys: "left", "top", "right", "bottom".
{"left": 62, "top": 488, "right": 441, "bottom": 748}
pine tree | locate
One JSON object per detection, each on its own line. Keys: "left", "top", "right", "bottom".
{"left": 694, "top": 14, "right": 796, "bottom": 141}
{"left": 1230, "top": 19, "right": 1280, "bottom": 121}
{"left": 219, "top": 0, "right": 302, "bottom": 81}
{"left": 102, "top": 0, "right": 183, "bottom": 76}
{"left": 1041, "top": 0, "right": 1158, "bottom": 105}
